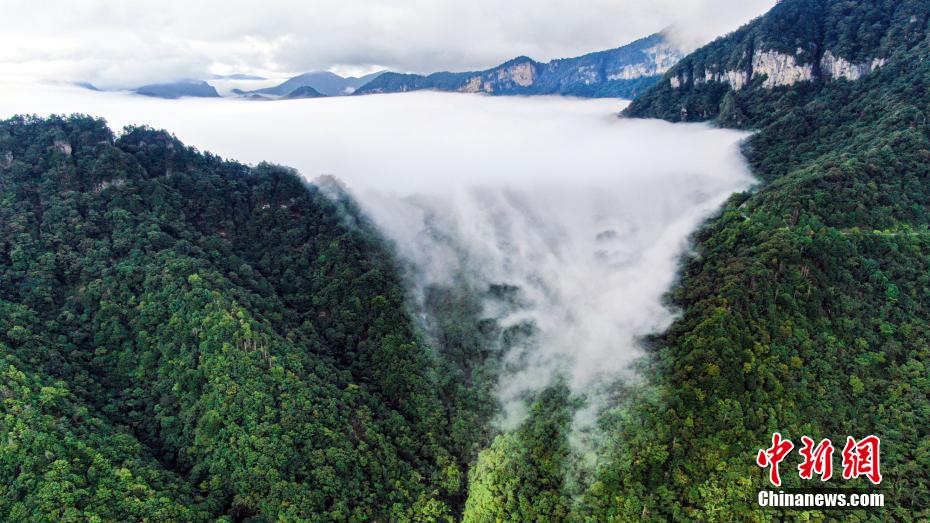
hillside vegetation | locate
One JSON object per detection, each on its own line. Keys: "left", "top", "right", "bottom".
{"left": 0, "top": 115, "right": 499, "bottom": 521}
{"left": 585, "top": 0, "right": 930, "bottom": 520}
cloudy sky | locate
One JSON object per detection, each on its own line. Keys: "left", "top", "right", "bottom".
{"left": 2, "top": 0, "right": 775, "bottom": 88}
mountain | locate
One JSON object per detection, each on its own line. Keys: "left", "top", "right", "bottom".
{"left": 251, "top": 70, "right": 386, "bottom": 97}
{"left": 0, "top": 115, "right": 496, "bottom": 520}
{"left": 139, "top": 34, "right": 679, "bottom": 101}
{"left": 627, "top": 0, "right": 927, "bottom": 123}
{"left": 283, "top": 85, "right": 326, "bottom": 99}
{"left": 575, "top": 0, "right": 930, "bottom": 520}
{"left": 134, "top": 80, "right": 220, "bottom": 99}
{"left": 354, "top": 32, "right": 683, "bottom": 98}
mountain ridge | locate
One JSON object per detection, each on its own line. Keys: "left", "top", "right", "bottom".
{"left": 250, "top": 70, "right": 387, "bottom": 98}
{"left": 6, "top": 1, "right": 930, "bottom": 520}
{"left": 627, "top": 0, "right": 929, "bottom": 123}
{"left": 354, "top": 32, "right": 683, "bottom": 98}
{"left": 134, "top": 80, "right": 220, "bottom": 99}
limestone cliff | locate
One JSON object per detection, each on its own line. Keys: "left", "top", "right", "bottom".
{"left": 667, "top": 47, "right": 887, "bottom": 91}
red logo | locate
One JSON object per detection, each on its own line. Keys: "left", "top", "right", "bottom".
{"left": 757, "top": 434, "right": 882, "bottom": 486}
{"left": 756, "top": 432, "right": 794, "bottom": 487}
{"left": 842, "top": 435, "right": 882, "bottom": 485}
{"left": 798, "top": 436, "right": 834, "bottom": 481}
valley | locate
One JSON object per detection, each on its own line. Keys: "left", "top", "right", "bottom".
{"left": 2, "top": 0, "right": 930, "bottom": 520}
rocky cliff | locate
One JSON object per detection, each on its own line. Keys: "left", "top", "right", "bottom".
{"left": 668, "top": 47, "right": 889, "bottom": 91}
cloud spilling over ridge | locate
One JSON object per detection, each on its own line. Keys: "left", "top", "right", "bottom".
{"left": 0, "top": 84, "right": 754, "bottom": 422}
{"left": 358, "top": 178, "right": 750, "bottom": 425}
{"left": 344, "top": 107, "right": 754, "bottom": 424}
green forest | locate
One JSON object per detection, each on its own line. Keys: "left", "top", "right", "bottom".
{"left": 2, "top": 0, "right": 930, "bottom": 521}
{"left": 611, "top": 0, "right": 930, "bottom": 520}
{"left": 0, "top": 116, "right": 508, "bottom": 521}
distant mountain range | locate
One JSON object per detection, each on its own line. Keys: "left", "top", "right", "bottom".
{"left": 234, "top": 31, "right": 683, "bottom": 100}
{"left": 86, "top": 31, "right": 683, "bottom": 101}
{"left": 354, "top": 32, "right": 683, "bottom": 98}
{"left": 250, "top": 71, "right": 387, "bottom": 97}
{"left": 134, "top": 80, "right": 220, "bottom": 99}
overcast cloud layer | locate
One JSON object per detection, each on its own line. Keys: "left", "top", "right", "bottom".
{"left": 2, "top": 0, "right": 775, "bottom": 88}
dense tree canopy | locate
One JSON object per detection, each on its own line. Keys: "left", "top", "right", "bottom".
{"left": 0, "top": 115, "right": 501, "bottom": 521}
{"left": 591, "top": 0, "right": 930, "bottom": 520}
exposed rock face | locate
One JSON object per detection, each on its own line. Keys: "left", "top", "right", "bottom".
{"left": 725, "top": 70, "right": 747, "bottom": 90}
{"left": 607, "top": 42, "right": 680, "bottom": 80}
{"left": 496, "top": 61, "right": 536, "bottom": 87}
{"left": 93, "top": 178, "right": 127, "bottom": 193}
{"left": 458, "top": 59, "right": 538, "bottom": 93}
{"left": 459, "top": 76, "right": 483, "bottom": 93}
{"left": 753, "top": 50, "right": 814, "bottom": 88}
{"left": 669, "top": 48, "right": 887, "bottom": 91}
{"left": 820, "top": 51, "right": 887, "bottom": 81}
{"left": 53, "top": 140, "right": 72, "bottom": 156}
{"left": 474, "top": 58, "right": 539, "bottom": 93}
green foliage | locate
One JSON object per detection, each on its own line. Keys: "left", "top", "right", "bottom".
{"left": 463, "top": 386, "right": 576, "bottom": 523}
{"left": 0, "top": 115, "right": 488, "bottom": 520}
{"left": 0, "top": 352, "right": 207, "bottom": 522}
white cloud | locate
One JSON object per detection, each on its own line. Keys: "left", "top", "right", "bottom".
{"left": 1, "top": 0, "right": 775, "bottom": 87}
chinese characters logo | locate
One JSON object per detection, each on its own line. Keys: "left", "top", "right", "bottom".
{"left": 757, "top": 433, "right": 882, "bottom": 486}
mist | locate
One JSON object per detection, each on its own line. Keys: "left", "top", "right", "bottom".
{"left": 0, "top": 83, "right": 753, "bottom": 424}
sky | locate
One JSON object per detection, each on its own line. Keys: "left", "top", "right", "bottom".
{"left": 1, "top": 0, "right": 776, "bottom": 88}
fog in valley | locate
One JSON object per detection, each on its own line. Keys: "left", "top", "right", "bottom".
{"left": 0, "top": 83, "right": 754, "bottom": 427}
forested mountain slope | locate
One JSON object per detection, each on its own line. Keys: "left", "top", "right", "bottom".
{"left": 581, "top": 0, "right": 930, "bottom": 520}
{"left": 0, "top": 115, "right": 495, "bottom": 521}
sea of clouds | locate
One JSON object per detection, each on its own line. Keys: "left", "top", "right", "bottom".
{"left": 0, "top": 84, "right": 754, "bottom": 425}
